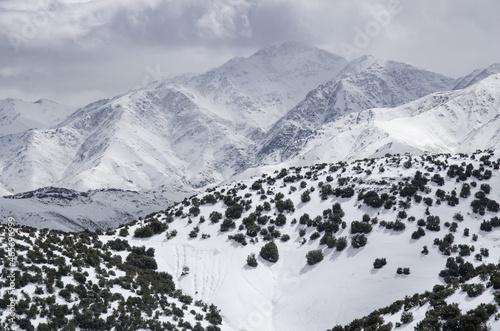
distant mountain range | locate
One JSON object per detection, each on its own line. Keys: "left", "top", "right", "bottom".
{"left": 1, "top": 42, "right": 499, "bottom": 229}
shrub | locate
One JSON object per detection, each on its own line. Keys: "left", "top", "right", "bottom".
{"left": 127, "top": 246, "right": 157, "bottom": 271}
{"left": 189, "top": 226, "right": 200, "bottom": 238}
{"left": 299, "top": 213, "right": 310, "bottom": 225}
{"left": 462, "top": 283, "right": 485, "bottom": 298}
{"left": 260, "top": 242, "right": 279, "bottom": 263}
{"left": 189, "top": 206, "right": 200, "bottom": 217}
{"left": 280, "top": 234, "right": 290, "bottom": 242}
{"left": 320, "top": 233, "right": 337, "bottom": 248}
{"left": 228, "top": 233, "right": 247, "bottom": 246}
{"left": 373, "top": 258, "right": 387, "bottom": 269}
{"left": 134, "top": 226, "right": 154, "bottom": 238}
{"left": 107, "top": 238, "right": 130, "bottom": 251}
{"left": 306, "top": 250, "right": 324, "bottom": 265}
{"left": 350, "top": 221, "right": 372, "bottom": 234}
{"left": 225, "top": 203, "right": 244, "bottom": 219}
{"left": 220, "top": 219, "right": 236, "bottom": 232}
{"left": 480, "top": 220, "right": 492, "bottom": 232}
{"left": 336, "top": 237, "right": 348, "bottom": 251}
{"left": 460, "top": 183, "right": 471, "bottom": 198}
{"left": 401, "top": 312, "right": 414, "bottom": 324}
{"left": 310, "top": 232, "right": 321, "bottom": 241}
{"left": 423, "top": 197, "right": 433, "bottom": 206}
{"left": 426, "top": 215, "right": 441, "bottom": 232}
{"left": 480, "top": 183, "right": 491, "bottom": 194}
{"left": 147, "top": 219, "right": 167, "bottom": 234}
{"left": 276, "top": 199, "right": 295, "bottom": 213}
{"left": 392, "top": 221, "right": 406, "bottom": 231}
{"left": 73, "top": 273, "right": 86, "bottom": 284}
{"left": 301, "top": 190, "right": 311, "bottom": 203}
{"left": 275, "top": 214, "right": 287, "bottom": 226}
{"left": 351, "top": 234, "right": 367, "bottom": 248}
{"left": 210, "top": 212, "right": 223, "bottom": 223}
{"left": 166, "top": 229, "right": 177, "bottom": 239}
{"left": 488, "top": 199, "right": 500, "bottom": 212}
{"left": 251, "top": 181, "right": 262, "bottom": 191}
{"left": 363, "top": 191, "right": 383, "bottom": 208}
{"left": 246, "top": 253, "right": 258, "bottom": 267}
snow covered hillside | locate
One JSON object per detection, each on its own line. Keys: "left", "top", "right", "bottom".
{"left": 0, "top": 185, "right": 193, "bottom": 231}
{"left": 3, "top": 151, "right": 500, "bottom": 330}
{"left": 284, "top": 74, "right": 500, "bottom": 166}
{"left": 1, "top": 44, "right": 500, "bottom": 230}
{"left": 0, "top": 98, "right": 75, "bottom": 137}
{"left": 177, "top": 42, "right": 348, "bottom": 135}
{"left": 0, "top": 43, "right": 347, "bottom": 197}
{"left": 258, "top": 56, "right": 455, "bottom": 162}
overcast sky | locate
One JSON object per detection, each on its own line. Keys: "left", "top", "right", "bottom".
{"left": 0, "top": 0, "right": 499, "bottom": 107}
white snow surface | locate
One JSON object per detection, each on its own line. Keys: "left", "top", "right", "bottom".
{"left": 118, "top": 152, "right": 500, "bottom": 330}
{"left": 285, "top": 74, "right": 500, "bottom": 166}
{"left": 0, "top": 98, "right": 75, "bottom": 136}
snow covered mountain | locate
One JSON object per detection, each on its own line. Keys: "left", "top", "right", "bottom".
{"left": 3, "top": 151, "right": 500, "bottom": 330}
{"left": 1, "top": 44, "right": 500, "bottom": 231}
{"left": 283, "top": 73, "right": 500, "bottom": 166}
{"left": 177, "top": 42, "right": 347, "bottom": 137}
{"left": 453, "top": 63, "right": 500, "bottom": 90}
{"left": 258, "top": 56, "right": 455, "bottom": 162}
{"left": 0, "top": 44, "right": 347, "bottom": 197}
{"left": 0, "top": 98, "right": 74, "bottom": 136}
{"left": 0, "top": 185, "right": 193, "bottom": 232}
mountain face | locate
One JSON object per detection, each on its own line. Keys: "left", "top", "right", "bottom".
{"left": 1, "top": 44, "right": 500, "bottom": 230}
{"left": 3, "top": 151, "right": 500, "bottom": 330}
{"left": 0, "top": 98, "right": 75, "bottom": 136}
{"left": 257, "top": 56, "right": 455, "bottom": 162}
{"left": 0, "top": 43, "right": 347, "bottom": 197}
{"left": 0, "top": 185, "right": 190, "bottom": 231}
{"left": 178, "top": 43, "right": 348, "bottom": 137}
{"left": 453, "top": 63, "right": 500, "bottom": 90}
{"left": 285, "top": 74, "right": 500, "bottom": 166}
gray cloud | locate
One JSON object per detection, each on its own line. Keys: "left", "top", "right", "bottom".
{"left": 0, "top": 0, "right": 498, "bottom": 107}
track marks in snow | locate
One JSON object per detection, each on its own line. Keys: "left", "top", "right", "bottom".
{"left": 170, "top": 243, "right": 231, "bottom": 303}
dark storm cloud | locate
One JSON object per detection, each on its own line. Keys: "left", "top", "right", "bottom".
{"left": 0, "top": 0, "right": 498, "bottom": 107}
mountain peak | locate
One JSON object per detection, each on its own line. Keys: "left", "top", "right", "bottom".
{"left": 250, "top": 42, "right": 344, "bottom": 62}
{"left": 454, "top": 62, "right": 500, "bottom": 90}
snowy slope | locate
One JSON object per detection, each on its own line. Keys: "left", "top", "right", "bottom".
{"left": 0, "top": 44, "right": 347, "bottom": 196}
{"left": 3, "top": 151, "right": 497, "bottom": 330}
{"left": 128, "top": 151, "right": 500, "bottom": 330}
{"left": 258, "top": 56, "right": 455, "bottom": 162}
{"left": 286, "top": 74, "right": 500, "bottom": 166}
{"left": 1, "top": 45, "right": 500, "bottom": 231}
{"left": 453, "top": 63, "right": 500, "bottom": 90}
{"left": 179, "top": 42, "right": 347, "bottom": 136}
{"left": 0, "top": 98, "right": 75, "bottom": 136}
{"left": 0, "top": 185, "right": 193, "bottom": 231}
{"left": 0, "top": 223, "right": 224, "bottom": 330}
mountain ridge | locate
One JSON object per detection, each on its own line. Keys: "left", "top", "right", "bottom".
{"left": 1, "top": 43, "right": 500, "bottom": 230}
